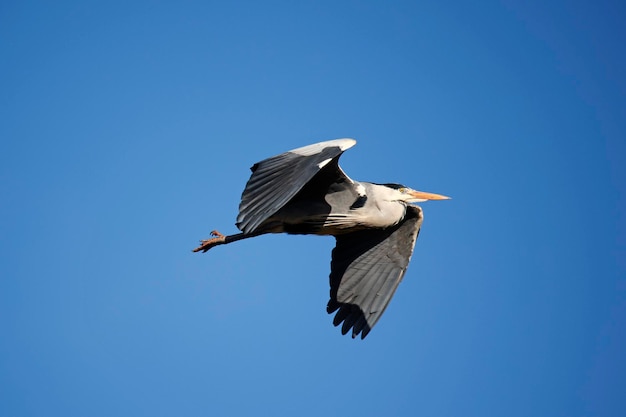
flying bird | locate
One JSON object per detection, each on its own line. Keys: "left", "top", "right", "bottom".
{"left": 193, "top": 139, "right": 449, "bottom": 339}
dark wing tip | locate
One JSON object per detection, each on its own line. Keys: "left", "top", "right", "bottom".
{"left": 327, "top": 303, "right": 372, "bottom": 339}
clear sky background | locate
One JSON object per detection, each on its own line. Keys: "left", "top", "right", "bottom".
{"left": 1, "top": 1, "right": 625, "bottom": 416}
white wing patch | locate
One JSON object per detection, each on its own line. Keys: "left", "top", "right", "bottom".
{"left": 289, "top": 138, "right": 356, "bottom": 156}
{"left": 317, "top": 158, "right": 333, "bottom": 169}
{"left": 355, "top": 183, "right": 366, "bottom": 197}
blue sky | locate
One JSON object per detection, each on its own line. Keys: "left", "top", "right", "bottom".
{"left": 1, "top": 1, "right": 624, "bottom": 416}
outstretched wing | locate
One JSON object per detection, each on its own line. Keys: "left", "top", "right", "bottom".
{"left": 236, "top": 138, "right": 356, "bottom": 234}
{"left": 327, "top": 205, "right": 423, "bottom": 339}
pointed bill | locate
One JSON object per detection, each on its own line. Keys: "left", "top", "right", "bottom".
{"left": 409, "top": 190, "right": 451, "bottom": 201}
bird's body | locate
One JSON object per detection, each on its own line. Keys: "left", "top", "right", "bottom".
{"left": 194, "top": 139, "right": 449, "bottom": 339}
{"left": 262, "top": 181, "right": 408, "bottom": 235}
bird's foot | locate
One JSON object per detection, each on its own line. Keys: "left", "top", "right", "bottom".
{"left": 192, "top": 230, "right": 226, "bottom": 253}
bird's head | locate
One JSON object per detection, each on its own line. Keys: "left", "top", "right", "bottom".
{"left": 381, "top": 183, "right": 451, "bottom": 203}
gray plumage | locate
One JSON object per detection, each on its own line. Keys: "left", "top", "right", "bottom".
{"left": 193, "top": 139, "right": 449, "bottom": 339}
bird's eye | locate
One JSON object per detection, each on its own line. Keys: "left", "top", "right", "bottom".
{"left": 399, "top": 187, "right": 407, "bottom": 193}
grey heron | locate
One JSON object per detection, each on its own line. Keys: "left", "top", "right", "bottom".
{"left": 193, "top": 139, "right": 449, "bottom": 339}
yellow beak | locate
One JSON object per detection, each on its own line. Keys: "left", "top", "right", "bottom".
{"left": 409, "top": 190, "right": 451, "bottom": 201}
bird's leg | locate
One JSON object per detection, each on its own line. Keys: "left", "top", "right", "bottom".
{"left": 192, "top": 230, "right": 259, "bottom": 253}
{"left": 192, "top": 230, "right": 227, "bottom": 253}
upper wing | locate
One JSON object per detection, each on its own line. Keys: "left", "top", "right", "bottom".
{"left": 326, "top": 205, "right": 423, "bottom": 339}
{"left": 236, "top": 138, "right": 356, "bottom": 234}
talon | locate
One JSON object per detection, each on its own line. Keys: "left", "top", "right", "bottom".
{"left": 192, "top": 231, "right": 227, "bottom": 253}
